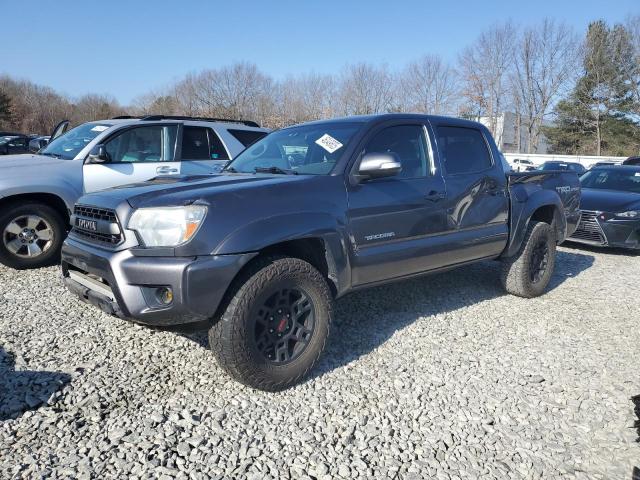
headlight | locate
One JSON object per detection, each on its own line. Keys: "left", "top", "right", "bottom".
{"left": 615, "top": 210, "right": 640, "bottom": 219}
{"left": 128, "top": 205, "right": 207, "bottom": 247}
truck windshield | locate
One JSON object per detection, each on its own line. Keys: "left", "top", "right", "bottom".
{"left": 580, "top": 168, "right": 640, "bottom": 193}
{"left": 40, "top": 122, "right": 112, "bottom": 160}
{"left": 225, "top": 122, "right": 361, "bottom": 175}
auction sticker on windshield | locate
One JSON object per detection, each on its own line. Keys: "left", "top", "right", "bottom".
{"left": 91, "top": 125, "right": 109, "bottom": 132}
{"left": 315, "top": 134, "right": 343, "bottom": 153}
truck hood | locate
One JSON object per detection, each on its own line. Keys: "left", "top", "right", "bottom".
{"left": 580, "top": 188, "right": 640, "bottom": 213}
{"left": 81, "top": 173, "right": 314, "bottom": 210}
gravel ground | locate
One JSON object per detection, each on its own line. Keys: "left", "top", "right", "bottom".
{"left": 0, "top": 244, "right": 638, "bottom": 479}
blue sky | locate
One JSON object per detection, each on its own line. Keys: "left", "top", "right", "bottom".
{"left": 3, "top": 0, "right": 638, "bottom": 104}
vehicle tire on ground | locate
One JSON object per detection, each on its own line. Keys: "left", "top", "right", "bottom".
{"left": 0, "top": 202, "right": 66, "bottom": 270}
{"left": 501, "top": 221, "right": 556, "bottom": 298}
{"left": 209, "top": 255, "right": 333, "bottom": 391}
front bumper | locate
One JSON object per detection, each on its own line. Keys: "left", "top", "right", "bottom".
{"left": 61, "top": 237, "right": 256, "bottom": 326}
{"left": 569, "top": 210, "right": 640, "bottom": 249}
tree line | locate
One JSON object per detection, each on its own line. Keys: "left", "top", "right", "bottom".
{"left": 1, "top": 16, "right": 639, "bottom": 156}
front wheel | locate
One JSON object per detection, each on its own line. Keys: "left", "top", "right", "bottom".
{"left": 501, "top": 221, "right": 556, "bottom": 298}
{"left": 209, "top": 256, "right": 333, "bottom": 391}
{"left": 0, "top": 203, "right": 66, "bottom": 270}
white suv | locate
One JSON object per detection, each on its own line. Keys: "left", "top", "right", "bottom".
{"left": 0, "top": 115, "right": 269, "bottom": 269}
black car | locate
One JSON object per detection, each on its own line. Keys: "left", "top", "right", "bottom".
{"left": 537, "top": 161, "right": 586, "bottom": 174}
{"left": 0, "top": 135, "right": 30, "bottom": 155}
{"left": 623, "top": 156, "right": 640, "bottom": 166}
{"left": 569, "top": 165, "right": 640, "bottom": 249}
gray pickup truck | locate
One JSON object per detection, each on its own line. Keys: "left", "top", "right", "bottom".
{"left": 0, "top": 116, "right": 268, "bottom": 269}
{"left": 61, "top": 114, "right": 581, "bottom": 391}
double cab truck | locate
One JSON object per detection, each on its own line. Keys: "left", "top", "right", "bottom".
{"left": 0, "top": 116, "right": 268, "bottom": 270}
{"left": 61, "top": 114, "right": 581, "bottom": 391}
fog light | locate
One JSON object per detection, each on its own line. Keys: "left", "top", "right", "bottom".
{"left": 156, "top": 287, "right": 173, "bottom": 305}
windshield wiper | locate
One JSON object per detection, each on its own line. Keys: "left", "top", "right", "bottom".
{"left": 40, "top": 152, "right": 62, "bottom": 159}
{"left": 223, "top": 166, "right": 238, "bottom": 173}
{"left": 254, "top": 166, "right": 298, "bottom": 175}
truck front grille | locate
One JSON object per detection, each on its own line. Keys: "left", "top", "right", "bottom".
{"left": 569, "top": 210, "right": 607, "bottom": 245}
{"left": 72, "top": 205, "right": 123, "bottom": 245}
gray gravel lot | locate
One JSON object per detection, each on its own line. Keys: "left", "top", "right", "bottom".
{"left": 0, "top": 244, "right": 638, "bottom": 479}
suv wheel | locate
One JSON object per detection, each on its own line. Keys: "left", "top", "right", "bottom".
{"left": 209, "top": 256, "right": 333, "bottom": 391}
{"left": 0, "top": 203, "right": 66, "bottom": 270}
{"left": 501, "top": 221, "right": 556, "bottom": 298}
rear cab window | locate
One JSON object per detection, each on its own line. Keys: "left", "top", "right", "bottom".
{"left": 436, "top": 126, "right": 493, "bottom": 175}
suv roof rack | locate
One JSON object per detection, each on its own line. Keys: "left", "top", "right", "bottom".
{"left": 139, "top": 115, "right": 260, "bottom": 128}
{"left": 111, "top": 115, "right": 139, "bottom": 119}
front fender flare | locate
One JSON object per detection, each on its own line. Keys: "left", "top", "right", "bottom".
{"left": 214, "top": 212, "right": 351, "bottom": 296}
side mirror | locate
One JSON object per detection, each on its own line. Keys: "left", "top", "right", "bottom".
{"left": 88, "top": 144, "right": 110, "bottom": 164}
{"left": 354, "top": 152, "right": 402, "bottom": 182}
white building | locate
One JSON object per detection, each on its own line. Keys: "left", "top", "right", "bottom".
{"left": 476, "top": 112, "right": 550, "bottom": 154}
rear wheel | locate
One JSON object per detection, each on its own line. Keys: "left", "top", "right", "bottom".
{"left": 501, "top": 221, "right": 556, "bottom": 298}
{"left": 0, "top": 203, "right": 66, "bottom": 269}
{"left": 209, "top": 256, "right": 333, "bottom": 391}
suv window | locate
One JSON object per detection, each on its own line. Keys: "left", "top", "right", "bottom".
{"left": 228, "top": 129, "right": 268, "bottom": 147}
{"left": 363, "top": 125, "right": 428, "bottom": 179}
{"left": 181, "top": 126, "right": 230, "bottom": 161}
{"left": 105, "top": 125, "right": 177, "bottom": 163}
{"left": 437, "top": 126, "right": 492, "bottom": 175}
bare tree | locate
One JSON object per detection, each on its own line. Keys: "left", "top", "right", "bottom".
{"left": 187, "top": 62, "right": 275, "bottom": 125}
{"left": 511, "top": 19, "right": 578, "bottom": 152}
{"left": 398, "top": 55, "right": 458, "bottom": 115}
{"left": 458, "top": 22, "right": 517, "bottom": 142}
{"left": 0, "top": 76, "right": 72, "bottom": 134}
{"left": 338, "top": 63, "right": 396, "bottom": 116}
{"left": 272, "top": 73, "right": 336, "bottom": 127}
{"left": 71, "top": 94, "right": 124, "bottom": 124}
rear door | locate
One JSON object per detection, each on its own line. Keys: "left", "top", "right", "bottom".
{"left": 433, "top": 124, "right": 509, "bottom": 262}
{"left": 178, "top": 125, "right": 231, "bottom": 174}
{"left": 83, "top": 123, "right": 181, "bottom": 193}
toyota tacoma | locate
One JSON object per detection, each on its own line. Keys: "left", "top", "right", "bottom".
{"left": 61, "top": 114, "right": 581, "bottom": 391}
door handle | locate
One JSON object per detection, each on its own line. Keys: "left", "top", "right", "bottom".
{"left": 156, "top": 166, "right": 179, "bottom": 174}
{"left": 425, "top": 190, "right": 446, "bottom": 201}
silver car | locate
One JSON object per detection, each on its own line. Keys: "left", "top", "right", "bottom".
{"left": 0, "top": 115, "right": 268, "bottom": 269}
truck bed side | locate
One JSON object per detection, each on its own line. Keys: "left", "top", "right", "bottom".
{"left": 504, "top": 171, "right": 581, "bottom": 257}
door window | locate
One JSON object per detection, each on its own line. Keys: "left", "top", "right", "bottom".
{"left": 437, "top": 126, "right": 492, "bottom": 175}
{"left": 181, "top": 126, "right": 230, "bottom": 160}
{"left": 362, "top": 125, "right": 429, "bottom": 179}
{"left": 104, "top": 125, "right": 177, "bottom": 163}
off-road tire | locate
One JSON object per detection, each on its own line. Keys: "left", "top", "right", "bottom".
{"left": 501, "top": 221, "right": 556, "bottom": 298}
{"left": 0, "top": 202, "right": 66, "bottom": 270}
{"left": 208, "top": 255, "right": 333, "bottom": 391}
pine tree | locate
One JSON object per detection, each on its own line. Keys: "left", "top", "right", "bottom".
{"left": 545, "top": 21, "right": 640, "bottom": 156}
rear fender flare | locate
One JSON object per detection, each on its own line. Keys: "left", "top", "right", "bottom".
{"left": 505, "top": 190, "right": 565, "bottom": 257}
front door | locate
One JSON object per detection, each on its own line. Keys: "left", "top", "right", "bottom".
{"left": 347, "top": 123, "right": 450, "bottom": 286}
{"left": 83, "top": 124, "right": 181, "bottom": 193}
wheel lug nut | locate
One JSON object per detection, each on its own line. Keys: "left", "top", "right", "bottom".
{"left": 269, "top": 329, "right": 274, "bottom": 333}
